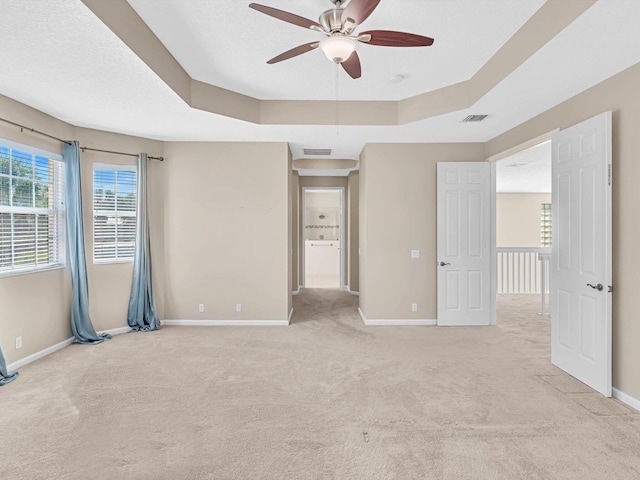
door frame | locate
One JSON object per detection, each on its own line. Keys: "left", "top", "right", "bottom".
{"left": 487, "top": 129, "right": 559, "bottom": 326}
{"left": 301, "top": 187, "right": 345, "bottom": 289}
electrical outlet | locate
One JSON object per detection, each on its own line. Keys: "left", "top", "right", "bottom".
{"left": 236, "top": 304, "right": 242, "bottom": 313}
{"left": 411, "top": 250, "right": 420, "bottom": 258}
{"left": 411, "top": 303, "right": 418, "bottom": 312}
{"left": 15, "top": 336, "right": 22, "bottom": 349}
{"left": 198, "top": 304, "right": 205, "bottom": 313}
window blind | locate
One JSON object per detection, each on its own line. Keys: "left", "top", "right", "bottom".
{"left": 93, "top": 165, "right": 137, "bottom": 262}
{"left": 0, "top": 142, "right": 65, "bottom": 275}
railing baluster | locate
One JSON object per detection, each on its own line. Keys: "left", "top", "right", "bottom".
{"left": 530, "top": 252, "right": 534, "bottom": 294}
{"left": 518, "top": 252, "right": 521, "bottom": 293}
{"left": 496, "top": 247, "right": 551, "bottom": 296}
{"left": 500, "top": 252, "right": 504, "bottom": 294}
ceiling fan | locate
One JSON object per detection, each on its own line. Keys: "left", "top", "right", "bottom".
{"left": 248, "top": 0, "right": 434, "bottom": 79}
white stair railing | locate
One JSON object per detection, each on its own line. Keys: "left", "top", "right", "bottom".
{"left": 497, "top": 247, "right": 551, "bottom": 296}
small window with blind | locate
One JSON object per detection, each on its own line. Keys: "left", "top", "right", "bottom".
{"left": 541, "top": 203, "right": 552, "bottom": 247}
{"left": 0, "top": 139, "right": 65, "bottom": 276}
{"left": 93, "top": 164, "right": 137, "bottom": 263}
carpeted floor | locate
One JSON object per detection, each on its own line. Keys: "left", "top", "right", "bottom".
{"left": 1, "top": 291, "right": 639, "bottom": 479}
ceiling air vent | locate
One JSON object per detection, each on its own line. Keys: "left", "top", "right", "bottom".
{"left": 303, "top": 148, "right": 332, "bottom": 156}
{"left": 462, "top": 114, "right": 489, "bottom": 122}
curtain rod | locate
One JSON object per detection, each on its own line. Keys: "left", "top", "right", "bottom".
{"left": 0, "top": 116, "right": 72, "bottom": 145}
{"left": 80, "top": 147, "right": 164, "bottom": 161}
{"left": 0, "top": 116, "right": 164, "bottom": 161}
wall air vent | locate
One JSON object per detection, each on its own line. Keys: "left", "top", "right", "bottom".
{"left": 303, "top": 148, "right": 332, "bottom": 156}
{"left": 462, "top": 114, "right": 489, "bottom": 122}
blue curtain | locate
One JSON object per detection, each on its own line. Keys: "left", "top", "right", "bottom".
{"left": 64, "top": 141, "right": 110, "bottom": 344}
{"left": 0, "top": 344, "right": 19, "bottom": 386}
{"left": 127, "top": 153, "right": 159, "bottom": 332}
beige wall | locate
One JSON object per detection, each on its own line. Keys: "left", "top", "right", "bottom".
{"left": 359, "top": 143, "right": 485, "bottom": 321}
{"left": 162, "top": 142, "right": 290, "bottom": 321}
{"left": 76, "top": 127, "right": 164, "bottom": 332}
{"left": 497, "top": 193, "right": 551, "bottom": 247}
{"left": 0, "top": 97, "right": 73, "bottom": 365}
{"left": 299, "top": 177, "right": 348, "bottom": 189}
{"left": 0, "top": 95, "right": 164, "bottom": 364}
{"left": 487, "top": 62, "right": 640, "bottom": 398}
{"left": 347, "top": 172, "right": 359, "bottom": 292}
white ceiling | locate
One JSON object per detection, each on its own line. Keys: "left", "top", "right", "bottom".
{"left": 126, "top": 0, "right": 544, "bottom": 101}
{"left": 496, "top": 141, "right": 551, "bottom": 193}
{"left": 0, "top": 0, "right": 639, "bottom": 171}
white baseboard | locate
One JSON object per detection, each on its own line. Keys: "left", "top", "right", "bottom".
{"left": 612, "top": 387, "right": 640, "bottom": 412}
{"left": 98, "top": 326, "right": 131, "bottom": 336}
{"left": 358, "top": 307, "right": 436, "bottom": 326}
{"left": 7, "top": 336, "right": 74, "bottom": 371}
{"left": 345, "top": 286, "right": 360, "bottom": 296}
{"left": 292, "top": 286, "right": 303, "bottom": 295}
{"left": 161, "top": 319, "right": 290, "bottom": 327}
{"left": 6, "top": 325, "right": 133, "bottom": 371}
{"left": 4, "top": 314, "right": 290, "bottom": 372}
{"left": 364, "top": 319, "right": 438, "bottom": 326}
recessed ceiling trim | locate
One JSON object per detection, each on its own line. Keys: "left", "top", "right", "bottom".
{"left": 294, "top": 158, "right": 358, "bottom": 171}
{"left": 81, "top": 0, "right": 596, "bottom": 127}
{"left": 485, "top": 129, "right": 558, "bottom": 163}
{"left": 398, "top": 0, "right": 597, "bottom": 124}
{"left": 81, "top": 0, "right": 191, "bottom": 104}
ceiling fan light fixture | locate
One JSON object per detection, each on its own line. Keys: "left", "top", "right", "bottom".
{"left": 319, "top": 35, "right": 356, "bottom": 63}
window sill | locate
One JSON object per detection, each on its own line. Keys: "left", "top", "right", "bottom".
{"left": 0, "top": 264, "right": 66, "bottom": 279}
{"left": 93, "top": 259, "right": 134, "bottom": 265}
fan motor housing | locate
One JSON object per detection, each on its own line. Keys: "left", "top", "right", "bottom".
{"left": 319, "top": 8, "right": 344, "bottom": 32}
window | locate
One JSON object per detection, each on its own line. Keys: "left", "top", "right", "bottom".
{"left": 0, "top": 139, "right": 65, "bottom": 275}
{"left": 93, "top": 164, "right": 137, "bottom": 263}
{"left": 541, "top": 203, "right": 552, "bottom": 247}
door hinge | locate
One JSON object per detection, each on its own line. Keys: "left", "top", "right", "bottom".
{"left": 608, "top": 285, "right": 613, "bottom": 293}
{"left": 608, "top": 164, "right": 612, "bottom": 186}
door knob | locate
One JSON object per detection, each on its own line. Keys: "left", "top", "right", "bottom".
{"left": 439, "top": 262, "right": 451, "bottom": 267}
{"left": 587, "top": 283, "right": 604, "bottom": 291}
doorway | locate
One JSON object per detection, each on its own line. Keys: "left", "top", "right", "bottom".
{"left": 489, "top": 112, "right": 612, "bottom": 396}
{"left": 495, "top": 139, "right": 552, "bottom": 315}
{"left": 302, "top": 188, "right": 344, "bottom": 289}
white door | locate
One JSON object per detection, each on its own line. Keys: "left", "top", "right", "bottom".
{"left": 551, "top": 111, "right": 612, "bottom": 397}
{"left": 437, "top": 162, "right": 493, "bottom": 326}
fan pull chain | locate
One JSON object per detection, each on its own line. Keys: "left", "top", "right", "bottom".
{"left": 335, "top": 63, "right": 340, "bottom": 135}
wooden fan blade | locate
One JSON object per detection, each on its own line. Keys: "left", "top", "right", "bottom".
{"left": 359, "top": 30, "right": 434, "bottom": 47}
{"left": 341, "top": 51, "right": 362, "bottom": 79}
{"left": 342, "top": 0, "right": 381, "bottom": 26}
{"left": 249, "top": 3, "right": 322, "bottom": 30}
{"left": 267, "top": 42, "right": 319, "bottom": 64}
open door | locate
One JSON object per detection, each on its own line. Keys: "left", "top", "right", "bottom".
{"left": 437, "top": 162, "right": 493, "bottom": 326}
{"left": 551, "top": 111, "right": 612, "bottom": 397}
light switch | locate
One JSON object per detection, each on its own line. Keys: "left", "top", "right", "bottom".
{"left": 411, "top": 250, "right": 420, "bottom": 258}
